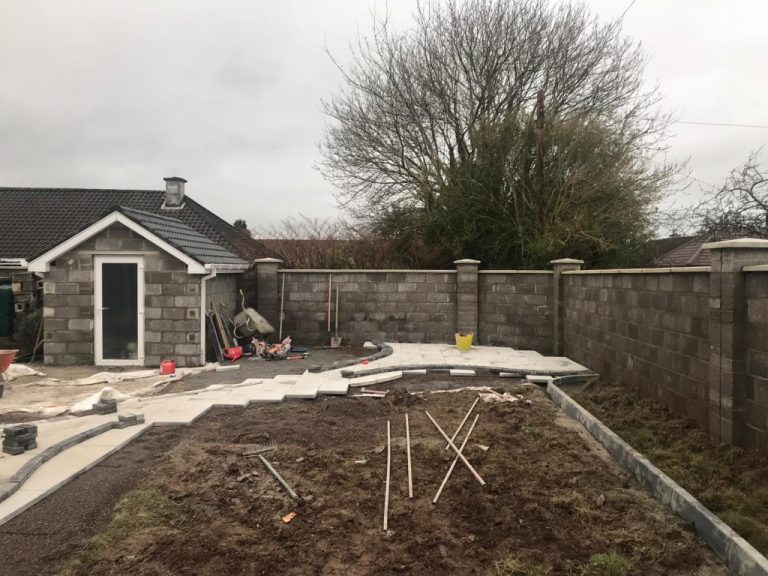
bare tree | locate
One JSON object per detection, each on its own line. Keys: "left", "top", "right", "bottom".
{"left": 320, "top": 0, "right": 678, "bottom": 267}
{"left": 693, "top": 151, "right": 768, "bottom": 239}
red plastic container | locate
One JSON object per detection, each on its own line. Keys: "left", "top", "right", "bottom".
{"left": 0, "top": 350, "right": 18, "bottom": 377}
{"left": 160, "top": 359, "right": 176, "bottom": 376}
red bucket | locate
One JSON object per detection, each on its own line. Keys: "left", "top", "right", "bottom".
{"left": 160, "top": 359, "right": 176, "bottom": 376}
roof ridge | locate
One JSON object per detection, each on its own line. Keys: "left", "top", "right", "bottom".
{"left": 0, "top": 187, "right": 164, "bottom": 193}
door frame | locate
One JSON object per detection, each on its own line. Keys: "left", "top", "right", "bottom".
{"left": 94, "top": 255, "right": 145, "bottom": 366}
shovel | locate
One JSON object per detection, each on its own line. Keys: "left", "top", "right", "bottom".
{"left": 331, "top": 285, "right": 342, "bottom": 348}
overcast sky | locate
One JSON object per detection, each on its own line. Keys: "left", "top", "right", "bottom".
{"left": 1, "top": 1, "right": 766, "bottom": 233}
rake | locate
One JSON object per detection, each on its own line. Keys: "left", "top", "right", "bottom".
{"left": 242, "top": 440, "right": 277, "bottom": 456}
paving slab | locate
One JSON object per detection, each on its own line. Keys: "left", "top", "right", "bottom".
{"left": 0, "top": 414, "right": 115, "bottom": 482}
{"left": 347, "top": 371, "right": 403, "bottom": 388}
{"left": 317, "top": 378, "right": 350, "bottom": 395}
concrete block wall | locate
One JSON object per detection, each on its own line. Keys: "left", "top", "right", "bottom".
{"left": 43, "top": 223, "right": 202, "bottom": 367}
{"left": 278, "top": 270, "right": 458, "bottom": 344}
{"left": 477, "top": 271, "right": 554, "bottom": 352}
{"left": 563, "top": 270, "right": 710, "bottom": 427}
{"left": 743, "top": 271, "right": 768, "bottom": 451}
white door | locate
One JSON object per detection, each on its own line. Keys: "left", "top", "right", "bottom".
{"left": 94, "top": 256, "right": 145, "bottom": 365}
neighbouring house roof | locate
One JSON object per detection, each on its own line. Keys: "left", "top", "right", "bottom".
{"left": 117, "top": 207, "right": 249, "bottom": 267}
{"left": 653, "top": 236, "right": 711, "bottom": 267}
{"left": 0, "top": 187, "right": 266, "bottom": 262}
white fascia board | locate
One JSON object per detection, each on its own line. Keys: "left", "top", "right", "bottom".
{"left": 207, "top": 264, "right": 250, "bottom": 273}
{"left": 28, "top": 212, "right": 207, "bottom": 274}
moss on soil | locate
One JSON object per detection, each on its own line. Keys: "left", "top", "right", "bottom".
{"left": 573, "top": 382, "right": 768, "bottom": 556}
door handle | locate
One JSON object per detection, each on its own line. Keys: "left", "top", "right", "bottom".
{"left": 98, "top": 307, "right": 110, "bottom": 311}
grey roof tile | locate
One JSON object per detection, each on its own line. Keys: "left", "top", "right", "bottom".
{"left": 118, "top": 206, "right": 248, "bottom": 267}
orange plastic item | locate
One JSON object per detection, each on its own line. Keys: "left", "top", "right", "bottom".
{"left": 223, "top": 347, "right": 243, "bottom": 362}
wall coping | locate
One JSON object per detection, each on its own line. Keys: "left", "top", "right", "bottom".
{"left": 550, "top": 258, "right": 585, "bottom": 264}
{"left": 453, "top": 258, "right": 481, "bottom": 264}
{"left": 703, "top": 238, "right": 768, "bottom": 250}
{"left": 279, "top": 269, "right": 457, "bottom": 274}
{"left": 253, "top": 257, "right": 283, "bottom": 264}
{"left": 478, "top": 270, "right": 553, "bottom": 275}
{"left": 743, "top": 264, "right": 768, "bottom": 273}
{"left": 563, "top": 266, "right": 710, "bottom": 275}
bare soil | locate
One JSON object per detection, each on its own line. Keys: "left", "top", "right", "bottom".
{"left": 11, "top": 378, "right": 727, "bottom": 576}
{"left": 572, "top": 380, "right": 768, "bottom": 557}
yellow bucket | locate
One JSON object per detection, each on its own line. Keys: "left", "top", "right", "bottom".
{"left": 455, "top": 333, "right": 473, "bottom": 352}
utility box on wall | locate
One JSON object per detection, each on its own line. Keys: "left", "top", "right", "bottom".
{"left": 0, "top": 284, "right": 14, "bottom": 338}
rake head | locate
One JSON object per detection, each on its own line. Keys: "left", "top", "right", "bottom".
{"left": 242, "top": 440, "right": 277, "bottom": 456}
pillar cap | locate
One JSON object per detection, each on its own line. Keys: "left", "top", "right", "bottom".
{"left": 702, "top": 238, "right": 768, "bottom": 250}
{"left": 550, "top": 258, "right": 584, "bottom": 265}
{"left": 253, "top": 257, "right": 283, "bottom": 264}
{"left": 453, "top": 258, "right": 481, "bottom": 265}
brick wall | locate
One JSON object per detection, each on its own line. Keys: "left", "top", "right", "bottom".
{"left": 478, "top": 271, "right": 554, "bottom": 351}
{"left": 744, "top": 271, "right": 768, "bottom": 450}
{"left": 563, "top": 270, "right": 710, "bottom": 427}
{"left": 279, "top": 270, "right": 457, "bottom": 344}
{"left": 43, "top": 223, "right": 203, "bottom": 367}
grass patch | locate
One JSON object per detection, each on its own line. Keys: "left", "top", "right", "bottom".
{"left": 59, "top": 487, "right": 180, "bottom": 576}
{"left": 574, "top": 382, "right": 768, "bottom": 556}
{"left": 582, "top": 552, "right": 634, "bottom": 575}
{"left": 493, "top": 555, "right": 549, "bottom": 575}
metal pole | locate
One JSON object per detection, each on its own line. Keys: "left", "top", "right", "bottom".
{"left": 425, "top": 411, "right": 486, "bottom": 486}
{"left": 405, "top": 413, "right": 413, "bottom": 499}
{"left": 258, "top": 455, "right": 298, "bottom": 499}
{"left": 445, "top": 397, "right": 479, "bottom": 450}
{"left": 433, "top": 413, "right": 480, "bottom": 504}
{"left": 384, "top": 420, "right": 391, "bottom": 531}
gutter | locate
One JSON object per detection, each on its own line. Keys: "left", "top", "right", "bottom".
{"left": 0, "top": 259, "right": 28, "bottom": 270}
{"left": 200, "top": 270, "right": 217, "bottom": 365}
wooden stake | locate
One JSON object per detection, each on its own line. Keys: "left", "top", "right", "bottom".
{"left": 405, "top": 413, "right": 413, "bottom": 499}
{"left": 384, "top": 420, "right": 391, "bottom": 531}
{"left": 425, "top": 411, "right": 486, "bottom": 486}
{"left": 445, "top": 397, "right": 479, "bottom": 450}
{"left": 278, "top": 272, "right": 285, "bottom": 340}
{"left": 433, "top": 413, "right": 480, "bottom": 504}
{"left": 327, "top": 274, "right": 332, "bottom": 333}
{"left": 335, "top": 285, "right": 339, "bottom": 338}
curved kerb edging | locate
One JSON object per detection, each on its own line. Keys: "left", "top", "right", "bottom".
{"left": 547, "top": 382, "right": 768, "bottom": 576}
{"left": 341, "top": 363, "right": 594, "bottom": 379}
{"left": 0, "top": 420, "right": 119, "bottom": 505}
{"left": 311, "top": 342, "right": 393, "bottom": 373}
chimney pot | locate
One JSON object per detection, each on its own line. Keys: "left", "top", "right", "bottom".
{"left": 163, "top": 176, "right": 187, "bottom": 208}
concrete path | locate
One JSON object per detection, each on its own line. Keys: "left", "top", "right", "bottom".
{"left": 0, "top": 343, "right": 589, "bottom": 527}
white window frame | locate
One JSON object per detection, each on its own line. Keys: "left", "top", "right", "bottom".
{"left": 94, "top": 255, "right": 145, "bottom": 366}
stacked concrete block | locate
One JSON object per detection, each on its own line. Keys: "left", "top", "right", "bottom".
{"left": 278, "top": 269, "right": 457, "bottom": 344}
{"left": 562, "top": 268, "right": 711, "bottom": 429}
{"left": 477, "top": 270, "right": 556, "bottom": 352}
{"left": 115, "top": 412, "right": 145, "bottom": 428}
{"left": 708, "top": 240, "right": 768, "bottom": 451}
{"left": 2, "top": 424, "right": 38, "bottom": 455}
{"left": 43, "top": 222, "right": 203, "bottom": 367}
{"left": 93, "top": 399, "right": 117, "bottom": 415}
{"left": 455, "top": 259, "right": 480, "bottom": 343}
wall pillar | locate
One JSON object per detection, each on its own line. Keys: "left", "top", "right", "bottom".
{"left": 454, "top": 259, "right": 480, "bottom": 342}
{"left": 551, "top": 258, "right": 584, "bottom": 355}
{"left": 706, "top": 239, "right": 768, "bottom": 446}
{"left": 254, "top": 258, "right": 283, "bottom": 332}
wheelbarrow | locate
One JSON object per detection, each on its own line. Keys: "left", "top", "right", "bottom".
{"left": 0, "top": 350, "right": 18, "bottom": 397}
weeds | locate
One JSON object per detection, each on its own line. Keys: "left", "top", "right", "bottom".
{"left": 582, "top": 552, "right": 634, "bottom": 576}
{"left": 59, "top": 487, "right": 180, "bottom": 575}
{"left": 575, "top": 382, "right": 768, "bottom": 556}
{"left": 493, "top": 555, "right": 549, "bottom": 575}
